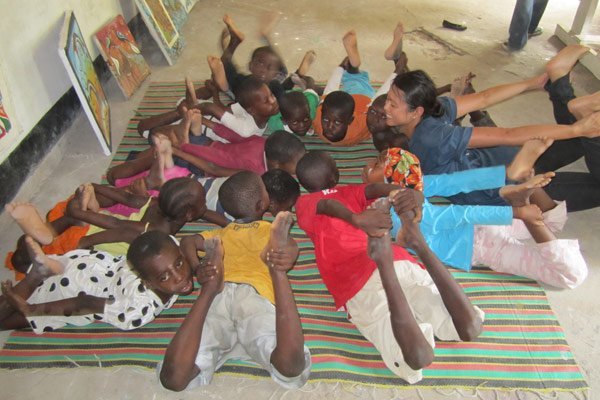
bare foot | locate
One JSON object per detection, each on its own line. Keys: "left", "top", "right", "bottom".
{"left": 573, "top": 110, "right": 600, "bottom": 138}
{"left": 175, "top": 106, "right": 192, "bottom": 145}
{"left": 185, "top": 77, "right": 198, "bottom": 107}
{"left": 156, "top": 133, "right": 175, "bottom": 169}
{"left": 366, "top": 198, "right": 394, "bottom": 265}
{"left": 203, "top": 237, "right": 225, "bottom": 293}
{"left": 83, "top": 184, "right": 100, "bottom": 213}
{"left": 450, "top": 72, "right": 476, "bottom": 98}
{"left": 506, "top": 137, "right": 554, "bottom": 182}
{"left": 513, "top": 204, "right": 544, "bottom": 226}
{"left": 384, "top": 22, "right": 404, "bottom": 61}
{"left": 223, "top": 14, "right": 245, "bottom": 44}
{"left": 207, "top": 55, "right": 229, "bottom": 92}
{"left": 1, "top": 281, "right": 31, "bottom": 316}
{"left": 393, "top": 51, "right": 409, "bottom": 75}
{"left": 146, "top": 136, "right": 167, "bottom": 190}
{"left": 545, "top": 44, "right": 590, "bottom": 82}
{"left": 24, "top": 235, "right": 64, "bottom": 277}
{"left": 260, "top": 211, "right": 298, "bottom": 272}
{"left": 499, "top": 172, "right": 554, "bottom": 207}
{"left": 342, "top": 30, "right": 361, "bottom": 69}
{"left": 5, "top": 202, "right": 54, "bottom": 245}
{"left": 568, "top": 90, "right": 600, "bottom": 120}
{"left": 297, "top": 50, "right": 317, "bottom": 77}
{"left": 76, "top": 185, "right": 88, "bottom": 212}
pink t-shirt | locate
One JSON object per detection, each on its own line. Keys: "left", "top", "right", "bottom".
{"left": 295, "top": 184, "right": 418, "bottom": 309}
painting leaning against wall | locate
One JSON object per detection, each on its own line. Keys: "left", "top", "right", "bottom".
{"left": 135, "top": 0, "right": 184, "bottom": 65}
{"left": 0, "top": 89, "right": 11, "bottom": 140}
{"left": 59, "top": 11, "right": 111, "bottom": 156}
{"left": 94, "top": 15, "right": 151, "bottom": 99}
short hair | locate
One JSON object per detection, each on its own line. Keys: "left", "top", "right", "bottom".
{"left": 392, "top": 70, "right": 443, "bottom": 118}
{"left": 279, "top": 91, "right": 309, "bottom": 120}
{"left": 235, "top": 76, "right": 266, "bottom": 109}
{"left": 262, "top": 169, "right": 300, "bottom": 205}
{"left": 251, "top": 46, "right": 283, "bottom": 68}
{"left": 264, "top": 130, "right": 306, "bottom": 164}
{"left": 322, "top": 91, "right": 355, "bottom": 119}
{"left": 296, "top": 151, "right": 337, "bottom": 192}
{"left": 218, "top": 171, "right": 264, "bottom": 219}
{"left": 158, "top": 177, "right": 205, "bottom": 221}
{"left": 127, "top": 231, "right": 176, "bottom": 278}
{"left": 372, "top": 129, "right": 409, "bottom": 153}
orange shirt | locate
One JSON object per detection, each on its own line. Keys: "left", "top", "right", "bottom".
{"left": 314, "top": 94, "right": 372, "bottom": 146}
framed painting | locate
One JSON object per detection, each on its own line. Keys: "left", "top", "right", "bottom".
{"left": 59, "top": 11, "right": 111, "bottom": 155}
{"left": 94, "top": 15, "right": 151, "bottom": 98}
{"left": 135, "top": 0, "right": 183, "bottom": 65}
{"left": 0, "top": 89, "right": 11, "bottom": 140}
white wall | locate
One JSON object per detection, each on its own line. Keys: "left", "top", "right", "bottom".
{"left": 0, "top": 0, "right": 137, "bottom": 162}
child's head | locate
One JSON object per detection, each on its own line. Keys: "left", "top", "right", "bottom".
{"left": 372, "top": 129, "right": 409, "bottom": 153}
{"left": 158, "top": 177, "right": 207, "bottom": 222}
{"left": 127, "top": 231, "right": 194, "bottom": 297}
{"left": 236, "top": 76, "right": 280, "bottom": 118}
{"left": 296, "top": 151, "right": 339, "bottom": 192}
{"left": 279, "top": 91, "right": 312, "bottom": 135}
{"left": 264, "top": 130, "right": 306, "bottom": 175}
{"left": 361, "top": 148, "right": 424, "bottom": 191}
{"left": 262, "top": 169, "right": 301, "bottom": 215}
{"left": 219, "top": 171, "right": 270, "bottom": 221}
{"left": 249, "top": 46, "right": 283, "bottom": 83}
{"left": 366, "top": 95, "right": 388, "bottom": 134}
{"left": 321, "top": 91, "right": 355, "bottom": 142}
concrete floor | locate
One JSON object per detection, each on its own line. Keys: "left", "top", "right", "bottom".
{"left": 1, "top": 0, "right": 599, "bottom": 398}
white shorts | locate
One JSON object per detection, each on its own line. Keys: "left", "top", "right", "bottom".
{"left": 158, "top": 282, "right": 311, "bottom": 390}
{"left": 345, "top": 260, "right": 485, "bottom": 384}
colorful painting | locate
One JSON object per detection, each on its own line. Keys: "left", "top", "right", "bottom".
{"left": 135, "top": 0, "right": 184, "bottom": 65}
{"left": 0, "top": 89, "right": 11, "bottom": 140}
{"left": 163, "top": 0, "right": 187, "bottom": 31}
{"left": 94, "top": 15, "right": 151, "bottom": 98}
{"left": 59, "top": 11, "right": 111, "bottom": 155}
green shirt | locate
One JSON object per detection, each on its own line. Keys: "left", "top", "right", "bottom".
{"left": 267, "top": 89, "right": 320, "bottom": 133}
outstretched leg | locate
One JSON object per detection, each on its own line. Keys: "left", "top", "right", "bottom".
{"left": 500, "top": 172, "right": 554, "bottom": 207}
{"left": 384, "top": 21, "right": 404, "bottom": 61}
{"left": 342, "top": 30, "right": 361, "bottom": 69}
{"left": 207, "top": 55, "right": 230, "bottom": 92}
{"left": 6, "top": 203, "right": 55, "bottom": 245}
{"left": 221, "top": 14, "right": 245, "bottom": 63}
{"left": 506, "top": 137, "right": 554, "bottom": 182}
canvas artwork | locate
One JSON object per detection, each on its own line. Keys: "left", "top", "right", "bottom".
{"left": 179, "top": 0, "right": 198, "bottom": 12}
{"left": 0, "top": 89, "right": 11, "bottom": 140}
{"left": 94, "top": 15, "right": 151, "bottom": 98}
{"left": 135, "top": 0, "right": 183, "bottom": 65}
{"left": 163, "top": 0, "right": 188, "bottom": 32}
{"left": 59, "top": 11, "right": 111, "bottom": 155}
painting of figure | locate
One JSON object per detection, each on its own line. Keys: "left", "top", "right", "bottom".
{"left": 94, "top": 15, "right": 151, "bottom": 98}
{"left": 135, "top": 0, "right": 184, "bottom": 65}
{"left": 0, "top": 90, "right": 11, "bottom": 140}
{"left": 59, "top": 11, "right": 111, "bottom": 155}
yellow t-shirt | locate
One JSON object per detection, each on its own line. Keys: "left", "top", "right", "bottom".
{"left": 200, "top": 220, "right": 274, "bottom": 303}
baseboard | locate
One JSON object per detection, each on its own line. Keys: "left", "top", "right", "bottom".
{"left": 0, "top": 13, "right": 147, "bottom": 209}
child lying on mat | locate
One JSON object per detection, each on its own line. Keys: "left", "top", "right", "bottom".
{"left": 0, "top": 231, "right": 193, "bottom": 333}
{"left": 158, "top": 172, "right": 311, "bottom": 391}
{"left": 294, "top": 151, "right": 483, "bottom": 383}
{"left": 5, "top": 177, "right": 219, "bottom": 276}
{"left": 362, "top": 148, "right": 587, "bottom": 289}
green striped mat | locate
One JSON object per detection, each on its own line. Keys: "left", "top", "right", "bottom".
{"left": 0, "top": 82, "right": 588, "bottom": 394}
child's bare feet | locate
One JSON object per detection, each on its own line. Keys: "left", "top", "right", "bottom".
{"left": 568, "top": 90, "right": 600, "bottom": 120}
{"left": 5, "top": 202, "right": 54, "bottom": 245}
{"left": 202, "top": 237, "right": 225, "bottom": 293}
{"left": 297, "top": 50, "right": 316, "bottom": 77}
{"left": 342, "top": 30, "right": 361, "bottom": 69}
{"left": 450, "top": 72, "right": 476, "bottom": 98}
{"left": 146, "top": 136, "right": 167, "bottom": 190}
{"left": 185, "top": 77, "right": 198, "bottom": 107}
{"left": 261, "top": 211, "right": 298, "bottom": 272}
{"left": 573, "top": 110, "right": 600, "bottom": 138}
{"left": 506, "top": 137, "right": 554, "bottom": 182}
{"left": 223, "top": 14, "right": 245, "bottom": 45}
{"left": 207, "top": 55, "right": 229, "bottom": 92}
{"left": 499, "top": 172, "right": 554, "bottom": 207}
{"left": 513, "top": 204, "right": 544, "bottom": 226}
{"left": 545, "top": 44, "right": 590, "bottom": 82}
{"left": 82, "top": 184, "right": 100, "bottom": 213}
{"left": 384, "top": 22, "right": 404, "bottom": 61}
{"left": 1, "top": 281, "right": 31, "bottom": 316}
{"left": 24, "top": 235, "right": 64, "bottom": 277}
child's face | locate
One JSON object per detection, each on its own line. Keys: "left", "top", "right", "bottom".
{"left": 250, "top": 85, "right": 280, "bottom": 118}
{"left": 188, "top": 181, "right": 208, "bottom": 221}
{"left": 366, "top": 102, "right": 388, "bottom": 134}
{"left": 283, "top": 106, "right": 312, "bottom": 135}
{"left": 144, "top": 243, "right": 194, "bottom": 297}
{"left": 321, "top": 108, "right": 352, "bottom": 142}
{"left": 249, "top": 51, "right": 281, "bottom": 83}
{"left": 361, "top": 152, "right": 386, "bottom": 184}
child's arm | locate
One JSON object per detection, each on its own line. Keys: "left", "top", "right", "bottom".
{"left": 454, "top": 74, "right": 547, "bottom": 118}
{"left": 180, "top": 234, "right": 207, "bottom": 269}
{"left": 66, "top": 199, "right": 144, "bottom": 231}
{"left": 105, "top": 151, "right": 154, "bottom": 185}
{"left": 200, "top": 210, "right": 230, "bottom": 227}
{"left": 78, "top": 227, "right": 142, "bottom": 249}
{"left": 364, "top": 183, "right": 402, "bottom": 200}
{"left": 16, "top": 295, "right": 106, "bottom": 317}
{"left": 198, "top": 102, "right": 231, "bottom": 120}
{"left": 172, "top": 147, "right": 243, "bottom": 177}
{"left": 91, "top": 184, "right": 150, "bottom": 209}
{"left": 137, "top": 110, "right": 181, "bottom": 136}
{"left": 317, "top": 199, "right": 391, "bottom": 237}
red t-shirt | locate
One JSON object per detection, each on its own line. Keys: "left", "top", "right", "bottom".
{"left": 295, "top": 184, "right": 418, "bottom": 309}
{"left": 314, "top": 94, "right": 372, "bottom": 146}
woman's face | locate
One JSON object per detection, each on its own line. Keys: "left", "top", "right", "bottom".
{"left": 384, "top": 86, "right": 416, "bottom": 126}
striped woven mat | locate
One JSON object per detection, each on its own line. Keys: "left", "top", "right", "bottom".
{"left": 0, "top": 82, "right": 588, "bottom": 393}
